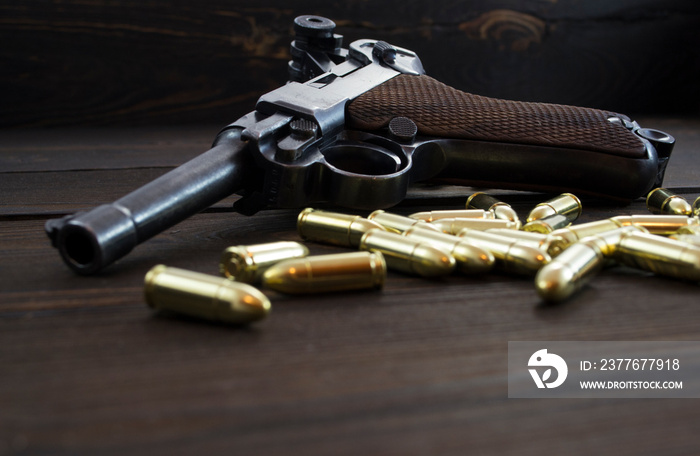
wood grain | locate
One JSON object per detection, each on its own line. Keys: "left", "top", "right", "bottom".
{"left": 1, "top": 1, "right": 698, "bottom": 128}
{"left": 1, "top": 120, "right": 700, "bottom": 454}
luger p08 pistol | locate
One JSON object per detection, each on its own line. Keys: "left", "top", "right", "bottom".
{"left": 46, "top": 15, "right": 675, "bottom": 274}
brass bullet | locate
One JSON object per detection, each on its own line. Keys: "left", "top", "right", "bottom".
{"left": 535, "top": 227, "right": 643, "bottom": 302}
{"left": 486, "top": 228, "right": 569, "bottom": 257}
{"left": 549, "top": 218, "right": 626, "bottom": 245}
{"left": 670, "top": 233, "right": 700, "bottom": 248}
{"left": 610, "top": 215, "right": 700, "bottom": 235}
{"left": 616, "top": 231, "right": 700, "bottom": 281}
{"left": 403, "top": 226, "right": 495, "bottom": 274}
{"left": 432, "top": 217, "right": 520, "bottom": 234}
{"left": 409, "top": 209, "right": 494, "bottom": 222}
{"left": 466, "top": 192, "right": 520, "bottom": 224}
{"left": 675, "top": 224, "right": 700, "bottom": 236}
{"left": 360, "top": 229, "right": 455, "bottom": 277}
{"left": 522, "top": 213, "right": 573, "bottom": 234}
{"left": 457, "top": 228, "right": 550, "bottom": 275}
{"left": 220, "top": 241, "right": 309, "bottom": 283}
{"left": 526, "top": 193, "right": 582, "bottom": 223}
{"left": 535, "top": 242, "right": 604, "bottom": 303}
{"left": 297, "top": 207, "right": 386, "bottom": 247}
{"left": 368, "top": 210, "right": 440, "bottom": 233}
{"left": 646, "top": 188, "right": 693, "bottom": 215}
{"left": 694, "top": 196, "right": 700, "bottom": 217}
{"left": 145, "top": 265, "right": 271, "bottom": 324}
{"left": 580, "top": 225, "right": 648, "bottom": 257}
{"left": 261, "top": 251, "right": 386, "bottom": 294}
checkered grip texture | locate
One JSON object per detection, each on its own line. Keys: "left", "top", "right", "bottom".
{"left": 347, "top": 74, "right": 645, "bottom": 158}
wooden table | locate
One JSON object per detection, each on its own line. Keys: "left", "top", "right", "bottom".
{"left": 1, "top": 118, "right": 699, "bottom": 455}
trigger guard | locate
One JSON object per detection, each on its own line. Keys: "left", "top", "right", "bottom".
{"left": 319, "top": 138, "right": 412, "bottom": 209}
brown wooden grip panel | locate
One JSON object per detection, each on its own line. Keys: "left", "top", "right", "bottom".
{"left": 347, "top": 74, "right": 646, "bottom": 158}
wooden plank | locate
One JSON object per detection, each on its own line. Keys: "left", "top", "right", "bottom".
{"left": 0, "top": 212, "right": 302, "bottom": 311}
{"left": 1, "top": 1, "right": 698, "bottom": 127}
{"left": 2, "top": 308, "right": 700, "bottom": 455}
{"left": 3, "top": 211, "right": 700, "bottom": 454}
{"left": 0, "top": 125, "right": 218, "bottom": 173}
{"left": 0, "top": 167, "right": 241, "bottom": 217}
{"left": 3, "top": 200, "right": 699, "bottom": 313}
{"left": 1, "top": 118, "right": 698, "bottom": 217}
{"left": 2, "top": 119, "right": 700, "bottom": 454}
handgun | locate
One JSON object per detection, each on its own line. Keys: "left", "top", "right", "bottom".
{"left": 45, "top": 15, "right": 675, "bottom": 275}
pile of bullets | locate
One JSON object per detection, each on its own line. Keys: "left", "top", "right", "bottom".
{"left": 144, "top": 188, "right": 700, "bottom": 325}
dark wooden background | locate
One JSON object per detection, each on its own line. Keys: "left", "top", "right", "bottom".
{"left": 1, "top": 0, "right": 699, "bottom": 128}
{"left": 2, "top": 1, "right": 700, "bottom": 455}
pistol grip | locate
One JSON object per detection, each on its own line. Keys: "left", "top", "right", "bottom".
{"left": 346, "top": 74, "right": 666, "bottom": 200}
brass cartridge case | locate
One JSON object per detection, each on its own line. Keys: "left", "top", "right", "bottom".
{"left": 432, "top": 217, "right": 520, "bottom": 234}
{"left": 466, "top": 192, "right": 520, "bottom": 223}
{"left": 403, "top": 226, "right": 495, "bottom": 274}
{"left": 526, "top": 193, "right": 582, "bottom": 223}
{"left": 580, "top": 225, "right": 648, "bottom": 257}
{"left": 616, "top": 231, "right": 700, "bottom": 281}
{"left": 670, "top": 233, "right": 700, "bottom": 247}
{"left": 145, "top": 265, "right": 271, "bottom": 324}
{"left": 646, "top": 188, "right": 693, "bottom": 215}
{"left": 522, "top": 213, "right": 573, "bottom": 234}
{"left": 297, "top": 208, "right": 386, "bottom": 247}
{"left": 535, "top": 226, "right": 643, "bottom": 302}
{"left": 261, "top": 251, "right": 386, "bottom": 294}
{"left": 457, "top": 228, "right": 550, "bottom": 275}
{"left": 549, "top": 218, "right": 625, "bottom": 245}
{"left": 409, "top": 209, "right": 494, "bottom": 222}
{"left": 360, "top": 229, "right": 455, "bottom": 277}
{"left": 220, "top": 241, "right": 309, "bottom": 283}
{"left": 675, "top": 224, "right": 700, "bottom": 236}
{"left": 611, "top": 215, "right": 700, "bottom": 235}
{"left": 694, "top": 196, "right": 700, "bottom": 217}
{"left": 486, "top": 228, "right": 569, "bottom": 257}
{"left": 368, "top": 210, "right": 440, "bottom": 234}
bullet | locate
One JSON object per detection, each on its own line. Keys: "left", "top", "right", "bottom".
{"left": 646, "top": 188, "right": 693, "bottom": 216}
{"left": 409, "top": 209, "right": 494, "bottom": 222}
{"left": 486, "top": 228, "right": 569, "bottom": 257}
{"left": 670, "top": 233, "right": 700, "bottom": 248}
{"left": 261, "top": 251, "right": 386, "bottom": 294}
{"left": 610, "top": 215, "right": 700, "bottom": 235}
{"left": 466, "top": 192, "right": 520, "bottom": 224}
{"left": 432, "top": 217, "right": 520, "bottom": 234}
{"left": 297, "top": 207, "right": 386, "bottom": 247}
{"left": 549, "top": 218, "right": 626, "bottom": 245}
{"left": 581, "top": 225, "right": 648, "bottom": 257}
{"left": 220, "top": 241, "right": 309, "bottom": 283}
{"left": 457, "top": 228, "right": 550, "bottom": 275}
{"left": 368, "top": 210, "right": 440, "bottom": 234}
{"left": 145, "top": 265, "right": 271, "bottom": 324}
{"left": 522, "top": 213, "right": 573, "bottom": 234}
{"left": 535, "top": 227, "right": 643, "bottom": 303}
{"left": 616, "top": 231, "right": 700, "bottom": 281}
{"left": 675, "top": 224, "right": 700, "bottom": 236}
{"left": 526, "top": 193, "right": 582, "bottom": 223}
{"left": 403, "top": 226, "right": 495, "bottom": 274}
{"left": 360, "top": 229, "right": 455, "bottom": 277}
{"left": 694, "top": 196, "right": 700, "bottom": 217}
{"left": 535, "top": 241, "right": 604, "bottom": 303}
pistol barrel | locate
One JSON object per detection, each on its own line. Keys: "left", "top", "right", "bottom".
{"left": 45, "top": 129, "right": 250, "bottom": 275}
